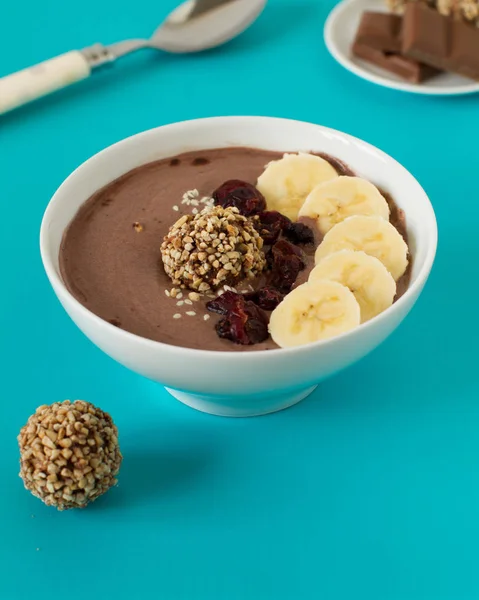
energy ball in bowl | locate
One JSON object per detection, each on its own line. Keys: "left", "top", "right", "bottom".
{"left": 18, "top": 400, "right": 122, "bottom": 510}
{"left": 160, "top": 205, "right": 265, "bottom": 292}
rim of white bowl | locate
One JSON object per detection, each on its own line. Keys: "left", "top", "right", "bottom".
{"left": 40, "top": 116, "right": 438, "bottom": 360}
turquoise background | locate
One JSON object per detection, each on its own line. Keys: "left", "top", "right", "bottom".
{"left": 0, "top": 0, "right": 477, "bottom": 598}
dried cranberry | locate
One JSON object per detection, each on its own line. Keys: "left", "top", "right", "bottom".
{"left": 269, "top": 260, "right": 303, "bottom": 292}
{"left": 215, "top": 301, "right": 269, "bottom": 345}
{"left": 213, "top": 180, "right": 266, "bottom": 216}
{"left": 206, "top": 291, "right": 245, "bottom": 315}
{"left": 269, "top": 240, "right": 305, "bottom": 292}
{"left": 266, "top": 239, "right": 302, "bottom": 270}
{"left": 243, "top": 286, "right": 284, "bottom": 311}
{"left": 256, "top": 211, "right": 291, "bottom": 244}
{"left": 283, "top": 222, "right": 315, "bottom": 245}
{"left": 272, "top": 239, "right": 305, "bottom": 261}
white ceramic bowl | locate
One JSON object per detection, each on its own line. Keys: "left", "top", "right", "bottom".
{"left": 40, "top": 117, "right": 437, "bottom": 417}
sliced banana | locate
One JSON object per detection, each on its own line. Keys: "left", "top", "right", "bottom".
{"left": 256, "top": 153, "right": 338, "bottom": 221}
{"left": 298, "top": 176, "right": 390, "bottom": 235}
{"left": 315, "top": 215, "right": 408, "bottom": 281}
{"left": 309, "top": 250, "right": 396, "bottom": 323}
{"left": 268, "top": 280, "right": 360, "bottom": 348}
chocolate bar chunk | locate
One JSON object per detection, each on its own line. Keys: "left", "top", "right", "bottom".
{"left": 402, "top": 2, "right": 479, "bottom": 80}
{"left": 352, "top": 42, "right": 440, "bottom": 82}
{"left": 354, "top": 12, "right": 403, "bottom": 53}
{"left": 352, "top": 11, "right": 441, "bottom": 83}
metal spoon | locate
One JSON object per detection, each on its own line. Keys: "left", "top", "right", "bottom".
{"left": 0, "top": 0, "right": 267, "bottom": 115}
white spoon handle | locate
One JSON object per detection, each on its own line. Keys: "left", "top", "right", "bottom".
{"left": 0, "top": 51, "right": 91, "bottom": 115}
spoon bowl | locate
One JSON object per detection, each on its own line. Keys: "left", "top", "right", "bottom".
{"left": 151, "top": 0, "right": 267, "bottom": 53}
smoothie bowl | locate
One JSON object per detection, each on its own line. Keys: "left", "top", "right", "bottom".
{"left": 40, "top": 117, "right": 437, "bottom": 417}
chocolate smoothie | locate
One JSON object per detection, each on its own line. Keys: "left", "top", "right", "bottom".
{"left": 59, "top": 147, "right": 410, "bottom": 351}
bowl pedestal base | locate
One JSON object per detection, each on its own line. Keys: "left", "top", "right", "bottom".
{"left": 164, "top": 385, "right": 318, "bottom": 417}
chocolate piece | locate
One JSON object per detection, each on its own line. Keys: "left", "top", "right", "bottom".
{"left": 451, "top": 20, "right": 479, "bottom": 79}
{"left": 352, "top": 42, "right": 440, "bottom": 83}
{"left": 354, "top": 12, "right": 403, "bottom": 53}
{"left": 352, "top": 10, "right": 441, "bottom": 83}
{"left": 402, "top": 3, "right": 449, "bottom": 61}
{"left": 402, "top": 3, "right": 479, "bottom": 80}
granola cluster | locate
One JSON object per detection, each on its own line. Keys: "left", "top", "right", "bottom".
{"left": 160, "top": 206, "right": 266, "bottom": 292}
{"left": 387, "top": 0, "right": 479, "bottom": 23}
{"left": 18, "top": 400, "right": 122, "bottom": 510}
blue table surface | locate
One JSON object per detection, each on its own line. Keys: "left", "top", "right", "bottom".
{"left": 1, "top": 0, "right": 477, "bottom": 598}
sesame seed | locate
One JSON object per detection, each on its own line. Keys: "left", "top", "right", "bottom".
{"left": 176, "top": 301, "right": 184, "bottom": 306}
{"left": 192, "top": 208, "right": 198, "bottom": 215}
{"left": 172, "top": 205, "right": 179, "bottom": 211}
{"left": 185, "top": 311, "right": 196, "bottom": 316}
{"left": 176, "top": 292, "right": 183, "bottom": 299}
{"left": 165, "top": 290, "right": 170, "bottom": 297}
{"left": 203, "top": 314, "right": 210, "bottom": 321}
{"left": 182, "top": 189, "right": 199, "bottom": 203}
{"left": 184, "top": 299, "right": 193, "bottom": 305}
{"left": 173, "top": 314, "right": 181, "bottom": 319}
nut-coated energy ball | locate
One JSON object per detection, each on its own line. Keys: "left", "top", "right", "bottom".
{"left": 18, "top": 400, "right": 122, "bottom": 510}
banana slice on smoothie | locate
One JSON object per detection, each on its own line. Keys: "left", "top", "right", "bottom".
{"left": 309, "top": 250, "right": 396, "bottom": 322}
{"left": 256, "top": 153, "right": 338, "bottom": 221}
{"left": 315, "top": 215, "right": 409, "bottom": 281}
{"left": 298, "top": 176, "right": 390, "bottom": 235}
{"left": 268, "top": 280, "right": 360, "bottom": 348}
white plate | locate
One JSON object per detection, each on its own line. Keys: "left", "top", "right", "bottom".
{"left": 324, "top": 0, "right": 479, "bottom": 95}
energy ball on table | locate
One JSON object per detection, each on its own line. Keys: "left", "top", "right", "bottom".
{"left": 161, "top": 206, "right": 266, "bottom": 292}
{"left": 18, "top": 400, "right": 122, "bottom": 511}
